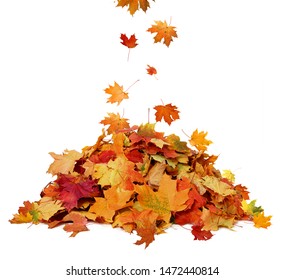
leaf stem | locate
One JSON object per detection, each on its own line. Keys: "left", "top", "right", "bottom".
{"left": 126, "top": 79, "right": 140, "bottom": 92}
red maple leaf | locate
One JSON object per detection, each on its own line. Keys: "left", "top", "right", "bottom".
{"left": 120, "top": 33, "right": 138, "bottom": 61}
{"left": 55, "top": 174, "right": 98, "bottom": 211}
{"left": 191, "top": 225, "right": 213, "bottom": 241}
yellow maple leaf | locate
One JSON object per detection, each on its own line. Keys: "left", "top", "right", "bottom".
{"left": 116, "top": 0, "right": 154, "bottom": 15}
{"left": 201, "top": 175, "right": 236, "bottom": 196}
{"left": 134, "top": 174, "right": 189, "bottom": 223}
{"left": 147, "top": 20, "right": 178, "bottom": 47}
{"left": 47, "top": 149, "right": 82, "bottom": 176}
{"left": 201, "top": 208, "right": 235, "bottom": 231}
{"left": 253, "top": 212, "right": 272, "bottom": 228}
{"left": 35, "top": 197, "right": 63, "bottom": 221}
{"left": 189, "top": 129, "right": 213, "bottom": 151}
{"left": 222, "top": 169, "right": 235, "bottom": 183}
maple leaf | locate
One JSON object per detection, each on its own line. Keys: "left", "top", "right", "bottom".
{"left": 35, "top": 197, "right": 63, "bottom": 221}
{"left": 89, "top": 197, "right": 116, "bottom": 223}
{"left": 154, "top": 103, "right": 180, "bottom": 125}
{"left": 10, "top": 201, "right": 34, "bottom": 224}
{"left": 120, "top": 34, "right": 138, "bottom": 60}
{"left": 201, "top": 208, "right": 235, "bottom": 231}
{"left": 189, "top": 129, "right": 213, "bottom": 151}
{"left": 253, "top": 212, "right": 272, "bottom": 229}
{"left": 201, "top": 175, "right": 236, "bottom": 196}
{"left": 120, "top": 33, "right": 138, "bottom": 48}
{"left": 116, "top": 0, "right": 154, "bottom": 15}
{"left": 241, "top": 199, "right": 264, "bottom": 216}
{"left": 135, "top": 174, "right": 189, "bottom": 223}
{"left": 100, "top": 113, "right": 130, "bottom": 134}
{"left": 191, "top": 225, "right": 213, "bottom": 241}
{"left": 55, "top": 174, "right": 97, "bottom": 211}
{"left": 147, "top": 20, "right": 178, "bottom": 47}
{"left": 47, "top": 149, "right": 82, "bottom": 176}
{"left": 146, "top": 65, "right": 157, "bottom": 78}
{"left": 62, "top": 212, "right": 89, "bottom": 237}
{"left": 105, "top": 82, "right": 129, "bottom": 105}
{"left": 134, "top": 209, "right": 158, "bottom": 248}
{"left": 222, "top": 169, "right": 235, "bottom": 183}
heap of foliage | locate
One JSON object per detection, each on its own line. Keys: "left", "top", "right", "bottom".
{"left": 10, "top": 111, "right": 272, "bottom": 247}
{"left": 10, "top": 1, "right": 271, "bottom": 248}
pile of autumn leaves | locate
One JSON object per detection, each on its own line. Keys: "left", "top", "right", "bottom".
{"left": 10, "top": 123, "right": 272, "bottom": 247}
{"left": 10, "top": 0, "right": 271, "bottom": 248}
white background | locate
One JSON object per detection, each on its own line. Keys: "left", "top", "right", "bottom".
{"left": 0, "top": 0, "right": 284, "bottom": 279}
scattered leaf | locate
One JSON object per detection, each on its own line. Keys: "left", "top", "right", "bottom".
{"left": 253, "top": 212, "right": 272, "bottom": 229}
{"left": 147, "top": 20, "right": 178, "bottom": 47}
{"left": 105, "top": 81, "right": 129, "bottom": 105}
{"left": 120, "top": 33, "right": 138, "bottom": 60}
{"left": 116, "top": 0, "right": 154, "bottom": 15}
{"left": 154, "top": 103, "right": 180, "bottom": 125}
{"left": 146, "top": 65, "right": 157, "bottom": 77}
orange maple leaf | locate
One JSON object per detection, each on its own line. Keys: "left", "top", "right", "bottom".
{"left": 105, "top": 81, "right": 129, "bottom": 105}
{"left": 190, "top": 129, "right": 213, "bottom": 151}
{"left": 253, "top": 212, "right": 272, "bottom": 229}
{"left": 116, "top": 0, "right": 154, "bottom": 15}
{"left": 100, "top": 113, "right": 130, "bottom": 134}
{"left": 62, "top": 212, "right": 89, "bottom": 237}
{"left": 147, "top": 20, "right": 178, "bottom": 47}
{"left": 154, "top": 103, "right": 180, "bottom": 125}
{"left": 146, "top": 65, "right": 157, "bottom": 76}
{"left": 47, "top": 149, "right": 83, "bottom": 176}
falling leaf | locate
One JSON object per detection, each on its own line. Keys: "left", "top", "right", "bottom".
{"left": 105, "top": 82, "right": 129, "bottom": 105}
{"left": 154, "top": 103, "right": 180, "bottom": 125}
{"left": 100, "top": 113, "right": 130, "bottom": 134}
{"left": 147, "top": 20, "right": 178, "bottom": 47}
{"left": 116, "top": 0, "right": 154, "bottom": 15}
{"left": 146, "top": 65, "right": 157, "bottom": 77}
{"left": 253, "top": 212, "right": 272, "bottom": 229}
{"left": 120, "top": 34, "right": 138, "bottom": 60}
{"left": 189, "top": 129, "right": 213, "bottom": 151}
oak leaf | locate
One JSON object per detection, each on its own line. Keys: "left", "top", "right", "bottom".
{"left": 116, "top": 0, "right": 154, "bottom": 15}
{"left": 147, "top": 20, "right": 178, "bottom": 47}
{"left": 105, "top": 82, "right": 129, "bottom": 105}
{"left": 154, "top": 103, "right": 180, "bottom": 125}
{"left": 100, "top": 113, "right": 130, "bottom": 134}
{"left": 47, "top": 149, "right": 82, "bottom": 176}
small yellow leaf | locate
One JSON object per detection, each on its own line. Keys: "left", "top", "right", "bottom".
{"left": 253, "top": 212, "right": 272, "bottom": 228}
